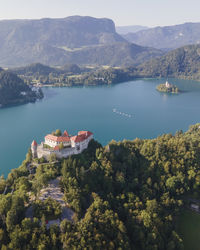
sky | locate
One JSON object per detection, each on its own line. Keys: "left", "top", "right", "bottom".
{"left": 0, "top": 0, "right": 200, "bottom": 27}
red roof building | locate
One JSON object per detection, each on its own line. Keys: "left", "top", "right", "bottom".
{"left": 71, "top": 131, "right": 93, "bottom": 143}
{"left": 45, "top": 134, "right": 70, "bottom": 143}
{"left": 54, "top": 146, "right": 60, "bottom": 151}
{"left": 63, "top": 130, "right": 69, "bottom": 137}
{"left": 32, "top": 140, "right": 38, "bottom": 146}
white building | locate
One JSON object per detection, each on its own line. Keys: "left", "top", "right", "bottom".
{"left": 165, "top": 81, "right": 172, "bottom": 88}
{"left": 31, "top": 130, "right": 93, "bottom": 160}
{"left": 70, "top": 131, "right": 93, "bottom": 153}
{"left": 44, "top": 131, "right": 71, "bottom": 148}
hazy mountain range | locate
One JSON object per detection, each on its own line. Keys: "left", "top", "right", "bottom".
{"left": 1, "top": 16, "right": 200, "bottom": 68}
{"left": 123, "top": 22, "right": 200, "bottom": 50}
{"left": 116, "top": 25, "right": 149, "bottom": 34}
{"left": 0, "top": 16, "right": 162, "bottom": 67}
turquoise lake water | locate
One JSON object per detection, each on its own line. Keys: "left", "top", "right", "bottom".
{"left": 1, "top": 78, "right": 200, "bottom": 176}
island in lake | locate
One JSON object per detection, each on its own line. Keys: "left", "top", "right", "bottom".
{"left": 156, "top": 81, "right": 179, "bottom": 93}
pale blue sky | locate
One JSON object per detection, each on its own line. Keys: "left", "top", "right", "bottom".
{"left": 1, "top": 0, "right": 200, "bottom": 27}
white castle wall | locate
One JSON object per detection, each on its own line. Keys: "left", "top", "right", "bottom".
{"left": 36, "top": 134, "right": 93, "bottom": 160}
{"left": 44, "top": 138, "right": 71, "bottom": 148}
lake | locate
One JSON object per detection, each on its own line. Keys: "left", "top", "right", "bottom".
{"left": 1, "top": 78, "right": 200, "bottom": 176}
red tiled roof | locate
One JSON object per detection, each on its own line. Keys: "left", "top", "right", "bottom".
{"left": 71, "top": 131, "right": 93, "bottom": 143}
{"left": 32, "top": 140, "right": 38, "bottom": 146}
{"left": 45, "top": 134, "right": 70, "bottom": 142}
{"left": 54, "top": 146, "right": 60, "bottom": 151}
{"left": 45, "top": 131, "right": 93, "bottom": 144}
{"left": 45, "top": 134, "right": 58, "bottom": 141}
{"left": 63, "top": 130, "right": 69, "bottom": 137}
{"left": 57, "top": 136, "right": 70, "bottom": 142}
{"left": 71, "top": 135, "right": 81, "bottom": 143}
{"left": 78, "top": 131, "right": 93, "bottom": 136}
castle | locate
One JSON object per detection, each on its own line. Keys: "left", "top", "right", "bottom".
{"left": 31, "top": 130, "right": 93, "bottom": 159}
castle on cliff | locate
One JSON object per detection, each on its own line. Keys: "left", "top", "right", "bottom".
{"left": 31, "top": 130, "right": 93, "bottom": 159}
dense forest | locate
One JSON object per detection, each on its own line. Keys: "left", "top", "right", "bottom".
{"left": 137, "top": 44, "right": 200, "bottom": 81}
{"left": 0, "top": 71, "right": 43, "bottom": 107}
{"left": 10, "top": 63, "right": 83, "bottom": 77}
{"left": 65, "top": 67, "right": 138, "bottom": 86}
{"left": 10, "top": 64, "right": 138, "bottom": 86}
{"left": 1, "top": 124, "right": 200, "bottom": 248}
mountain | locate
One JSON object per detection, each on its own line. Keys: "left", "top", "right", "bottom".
{"left": 137, "top": 44, "right": 200, "bottom": 80}
{"left": 0, "top": 16, "right": 124, "bottom": 49}
{"left": 61, "top": 64, "right": 81, "bottom": 74}
{"left": 55, "top": 42, "right": 163, "bottom": 67}
{"left": 9, "top": 63, "right": 83, "bottom": 78}
{"left": 10, "top": 63, "right": 58, "bottom": 76}
{"left": 8, "top": 43, "right": 163, "bottom": 69}
{"left": 0, "top": 16, "right": 124, "bottom": 67}
{"left": 116, "top": 25, "right": 149, "bottom": 34}
{"left": 0, "top": 16, "right": 162, "bottom": 67}
{"left": 0, "top": 71, "right": 43, "bottom": 107}
{"left": 124, "top": 22, "right": 200, "bottom": 50}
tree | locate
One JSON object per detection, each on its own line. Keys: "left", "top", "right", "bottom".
{"left": 59, "top": 143, "right": 64, "bottom": 150}
{"left": 54, "top": 129, "right": 62, "bottom": 136}
{"left": 49, "top": 153, "right": 57, "bottom": 163}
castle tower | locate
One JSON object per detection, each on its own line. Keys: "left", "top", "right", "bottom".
{"left": 31, "top": 140, "right": 38, "bottom": 158}
{"left": 63, "top": 130, "right": 69, "bottom": 137}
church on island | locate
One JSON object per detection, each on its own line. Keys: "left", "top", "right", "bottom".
{"left": 31, "top": 130, "right": 93, "bottom": 159}
{"left": 165, "top": 81, "right": 173, "bottom": 88}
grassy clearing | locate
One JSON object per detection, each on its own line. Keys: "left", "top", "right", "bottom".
{"left": 177, "top": 209, "right": 200, "bottom": 250}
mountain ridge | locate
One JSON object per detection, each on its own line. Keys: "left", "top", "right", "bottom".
{"left": 116, "top": 25, "right": 149, "bottom": 34}
{"left": 123, "top": 22, "right": 200, "bottom": 50}
{"left": 137, "top": 43, "right": 200, "bottom": 80}
{"left": 0, "top": 16, "right": 163, "bottom": 67}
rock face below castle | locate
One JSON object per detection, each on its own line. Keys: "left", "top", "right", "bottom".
{"left": 31, "top": 130, "right": 93, "bottom": 160}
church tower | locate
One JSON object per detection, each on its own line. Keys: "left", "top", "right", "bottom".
{"left": 31, "top": 140, "right": 38, "bottom": 158}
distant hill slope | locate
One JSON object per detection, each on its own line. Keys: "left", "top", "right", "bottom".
{"left": 10, "top": 63, "right": 57, "bottom": 76}
{"left": 124, "top": 22, "right": 200, "bottom": 50}
{"left": 10, "top": 63, "right": 82, "bottom": 76}
{"left": 137, "top": 44, "right": 200, "bottom": 80}
{"left": 58, "top": 43, "right": 163, "bottom": 67}
{"left": 116, "top": 25, "right": 149, "bottom": 34}
{"left": 0, "top": 16, "right": 162, "bottom": 67}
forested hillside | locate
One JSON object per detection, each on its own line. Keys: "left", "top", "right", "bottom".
{"left": 1, "top": 124, "right": 200, "bottom": 248}
{"left": 0, "top": 71, "right": 43, "bottom": 107}
{"left": 137, "top": 44, "right": 200, "bottom": 80}
{"left": 10, "top": 64, "right": 138, "bottom": 86}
